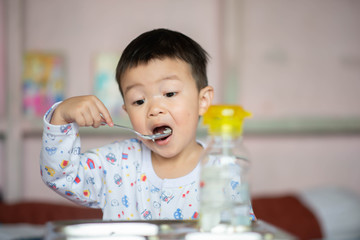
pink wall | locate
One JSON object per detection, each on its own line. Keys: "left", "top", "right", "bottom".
{"left": 22, "top": 0, "right": 222, "bottom": 103}
{"left": 0, "top": 0, "right": 5, "bottom": 116}
{"left": 0, "top": 0, "right": 5, "bottom": 193}
{"left": 240, "top": 0, "right": 360, "bottom": 118}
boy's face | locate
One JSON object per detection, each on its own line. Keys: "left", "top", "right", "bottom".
{"left": 121, "top": 58, "right": 213, "bottom": 159}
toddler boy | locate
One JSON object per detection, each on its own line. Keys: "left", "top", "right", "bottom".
{"left": 40, "top": 28, "right": 214, "bottom": 220}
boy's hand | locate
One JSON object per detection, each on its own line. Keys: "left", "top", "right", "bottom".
{"left": 50, "top": 95, "right": 114, "bottom": 128}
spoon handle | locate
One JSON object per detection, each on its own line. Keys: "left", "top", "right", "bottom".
{"left": 101, "top": 122, "right": 171, "bottom": 140}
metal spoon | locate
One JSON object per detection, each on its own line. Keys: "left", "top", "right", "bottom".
{"left": 101, "top": 122, "right": 172, "bottom": 140}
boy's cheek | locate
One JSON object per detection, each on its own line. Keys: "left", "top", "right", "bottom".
{"left": 128, "top": 113, "right": 143, "bottom": 129}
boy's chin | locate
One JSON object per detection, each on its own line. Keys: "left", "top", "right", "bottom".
{"left": 152, "top": 152, "right": 176, "bottom": 160}
{"left": 150, "top": 147, "right": 179, "bottom": 160}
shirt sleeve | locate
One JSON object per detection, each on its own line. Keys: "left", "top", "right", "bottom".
{"left": 40, "top": 102, "right": 106, "bottom": 208}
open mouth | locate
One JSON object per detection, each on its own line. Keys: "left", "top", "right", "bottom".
{"left": 152, "top": 125, "right": 172, "bottom": 141}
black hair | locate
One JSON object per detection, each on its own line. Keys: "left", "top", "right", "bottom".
{"left": 115, "top": 28, "right": 209, "bottom": 97}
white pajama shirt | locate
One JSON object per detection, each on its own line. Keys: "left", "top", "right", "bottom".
{"left": 40, "top": 104, "right": 201, "bottom": 220}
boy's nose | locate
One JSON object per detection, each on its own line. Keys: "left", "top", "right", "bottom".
{"left": 148, "top": 102, "right": 165, "bottom": 117}
{"left": 148, "top": 106, "right": 165, "bottom": 117}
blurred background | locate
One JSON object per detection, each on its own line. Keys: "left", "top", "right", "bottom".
{"left": 0, "top": 0, "right": 360, "bottom": 239}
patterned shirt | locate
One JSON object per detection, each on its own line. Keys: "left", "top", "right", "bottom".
{"left": 40, "top": 104, "right": 201, "bottom": 220}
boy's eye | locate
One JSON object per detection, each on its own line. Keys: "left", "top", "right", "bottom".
{"left": 165, "top": 92, "right": 176, "bottom": 98}
{"left": 133, "top": 99, "right": 145, "bottom": 105}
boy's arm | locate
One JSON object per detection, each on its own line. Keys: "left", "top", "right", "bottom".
{"left": 40, "top": 102, "right": 107, "bottom": 208}
{"left": 50, "top": 95, "right": 113, "bottom": 127}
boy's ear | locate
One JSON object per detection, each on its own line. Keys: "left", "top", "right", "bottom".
{"left": 198, "top": 86, "right": 214, "bottom": 116}
{"left": 122, "top": 104, "right": 127, "bottom": 113}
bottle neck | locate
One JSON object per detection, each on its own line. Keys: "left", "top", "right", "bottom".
{"left": 204, "top": 133, "right": 249, "bottom": 162}
{"left": 210, "top": 134, "right": 243, "bottom": 142}
{"left": 207, "top": 134, "right": 243, "bottom": 157}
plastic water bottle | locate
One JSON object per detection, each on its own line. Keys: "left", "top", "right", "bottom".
{"left": 199, "top": 105, "right": 252, "bottom": 232}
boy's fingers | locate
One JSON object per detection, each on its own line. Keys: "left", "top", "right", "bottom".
{"left": 95, "top": 100, "right": 113, "bottom": 127}
{"left": 82, "top": 111, "right": 95, "bottom": 127}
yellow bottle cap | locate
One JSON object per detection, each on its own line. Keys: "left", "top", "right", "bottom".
{"left": 203, "top": 105, "right": 251, "bottom": 137}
